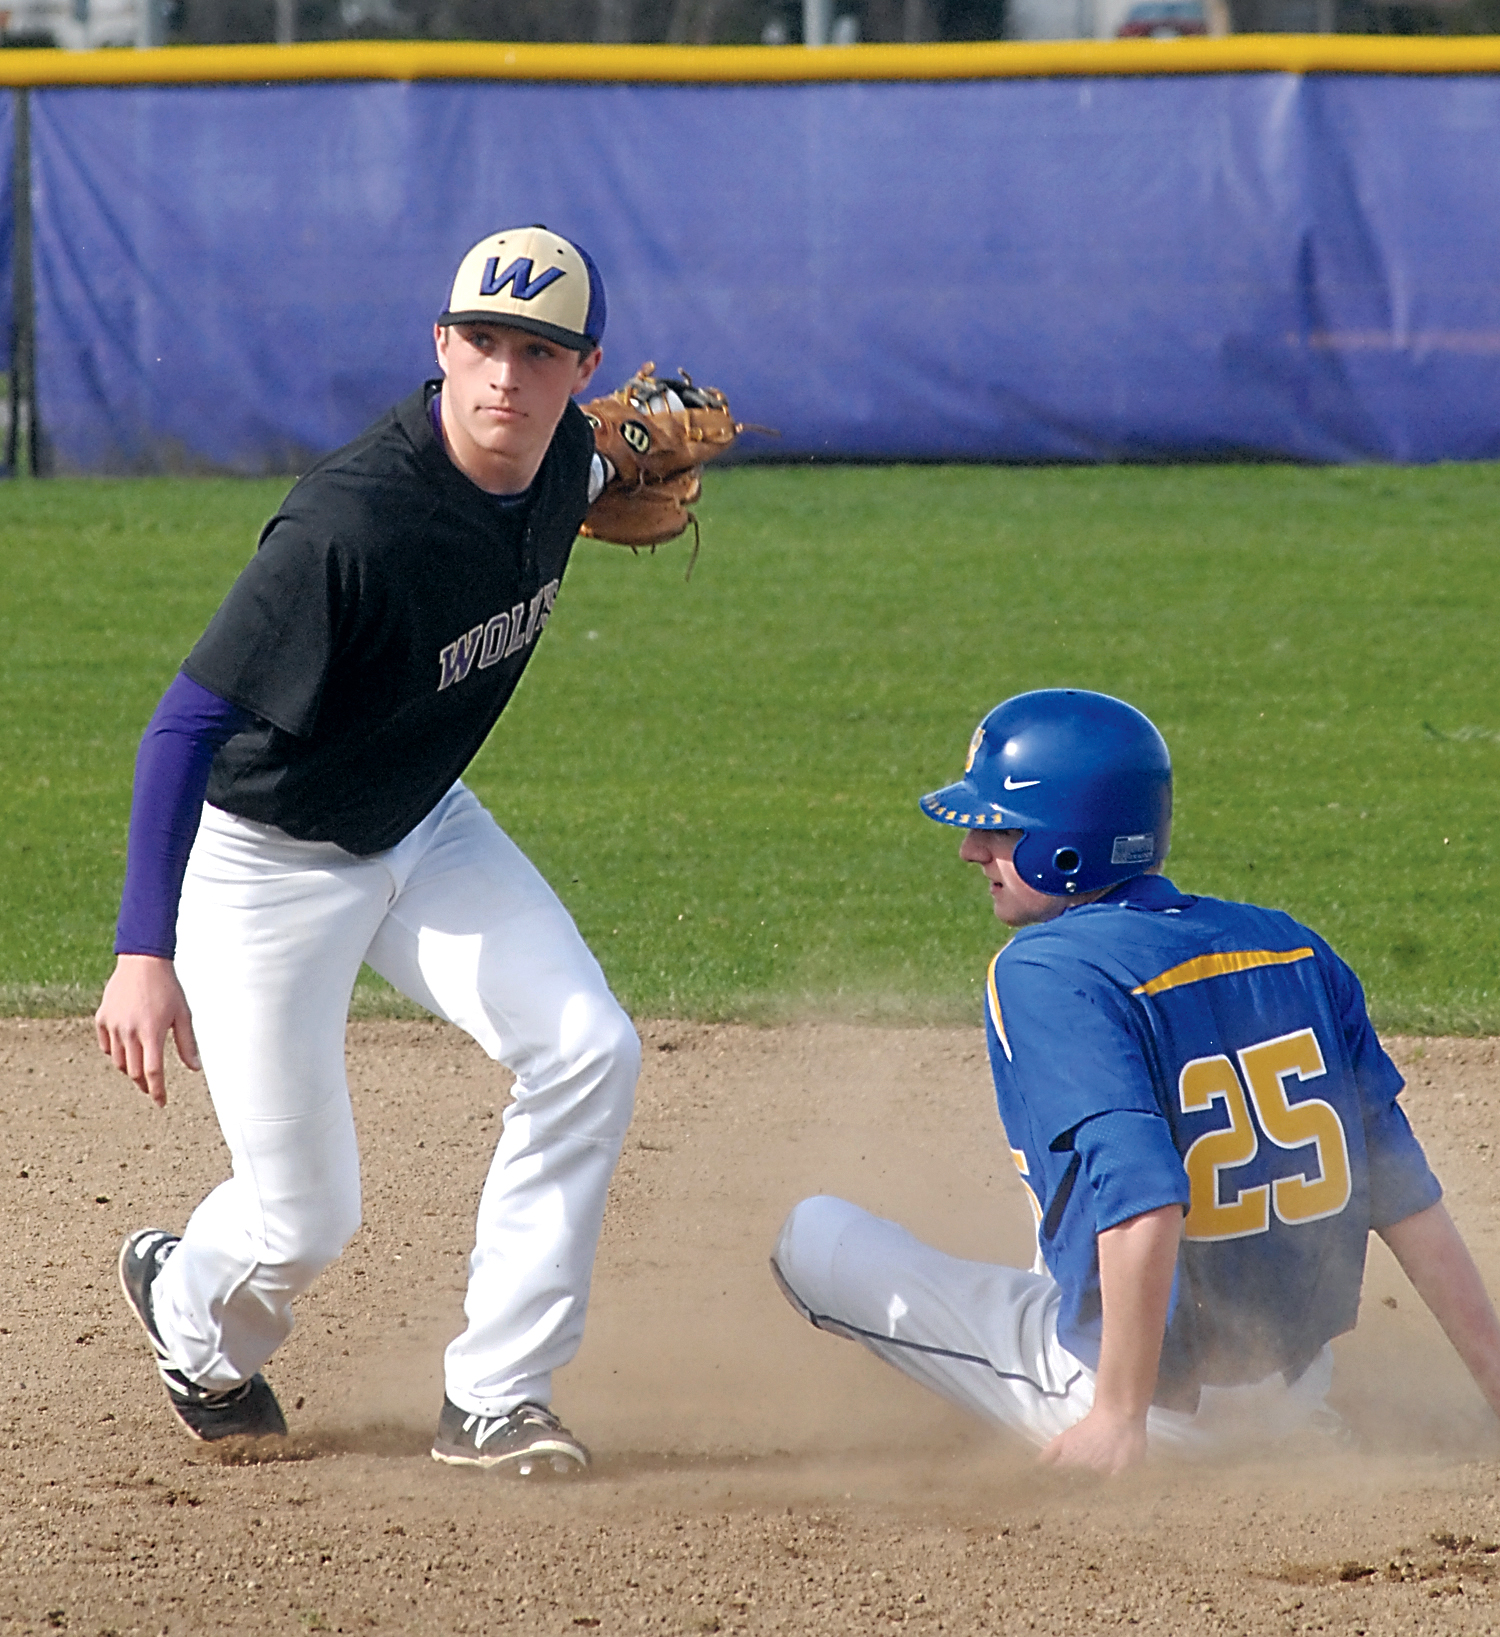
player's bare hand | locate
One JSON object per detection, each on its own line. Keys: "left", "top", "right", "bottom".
{"left": 1037, "top": 1408, "right": 1149, "bottom": 1476}
{"left": 94, "top": 954, "right": 201, "bottom": 1108}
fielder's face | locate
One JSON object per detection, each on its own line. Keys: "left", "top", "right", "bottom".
{"left": 434, "top": 321, "right": 602, "bottom": 495}
{"left": 959, "top": 829, "right": 1072, "bottom": 928}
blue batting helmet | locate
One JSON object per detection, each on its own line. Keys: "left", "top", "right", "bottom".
{"left": 920, "top": 689, "right": 1172, "bottom": 896}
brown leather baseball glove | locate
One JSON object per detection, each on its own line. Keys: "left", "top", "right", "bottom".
{"left": 579, "top": 364, "right": 741, "bottom": 565}
{"left": 580, "top": 467, "right": 703, "bottom": 549}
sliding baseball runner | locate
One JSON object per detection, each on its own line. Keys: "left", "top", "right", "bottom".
{"left": 774, "top": 689, "right": 1500, "bottom": 1472}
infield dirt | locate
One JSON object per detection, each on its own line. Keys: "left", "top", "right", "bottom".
{"left": 3, "top": 1018, "right": 1500, "bottom": 1636}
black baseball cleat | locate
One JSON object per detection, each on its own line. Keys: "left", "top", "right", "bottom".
{"left": 430, "top": 1397, "right": 590, "bottom": 1475}
{"left": 117, "top": 1229, "right": 287, "bottom": 1443}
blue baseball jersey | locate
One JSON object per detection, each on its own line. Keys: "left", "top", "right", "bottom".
{"left": 985, "top": 874, "right": 1439, "bottom": 1402}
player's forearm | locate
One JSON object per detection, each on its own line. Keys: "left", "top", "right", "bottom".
{"left": 1379, "top": 1201, "right": 1500, "bottom": 1420}
{"left": 115, "top": 672, "right": 251, "bottom": 959}
{"left": 1092, "top": 1205, "right": 1183, "bottom": 1422}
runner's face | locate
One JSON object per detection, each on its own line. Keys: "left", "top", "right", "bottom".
{"left": 958, "top": 829, "right": 1071, "bottom": 927}
{"left": 434, "top": 322, "right": 600, "bottom": 487}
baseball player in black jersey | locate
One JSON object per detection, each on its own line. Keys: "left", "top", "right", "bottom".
{"left": 96, "top": 227, "right": 638, "bottom": 1474}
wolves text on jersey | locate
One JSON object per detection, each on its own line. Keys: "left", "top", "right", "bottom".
{"left": 437, "top": 579, "right": 561, "bottom": 692}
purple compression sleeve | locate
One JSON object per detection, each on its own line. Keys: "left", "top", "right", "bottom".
{"left": 114, "top": 672, "right": 253, "bottom": 959}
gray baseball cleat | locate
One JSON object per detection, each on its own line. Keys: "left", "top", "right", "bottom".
{"left": 118, "top": 1229, "right": 288, "bottom": 1442}
{"left": 430, "top": 1397, "right": 590, "bottom": 1475}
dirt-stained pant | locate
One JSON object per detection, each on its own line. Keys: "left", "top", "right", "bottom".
{"left": 151, "top": 782, "right": 639, "bottom": 1416}
{"left": 773, "top": 1195, "right": 1339, "bottom": 1460}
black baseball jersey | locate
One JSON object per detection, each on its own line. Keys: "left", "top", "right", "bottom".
{"left": 184, "top": 382, "right": 593, "bottom": 854}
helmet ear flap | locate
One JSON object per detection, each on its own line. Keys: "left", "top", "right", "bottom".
{"left": 1013, "top": 833, "right": 1090, "bottom": 894}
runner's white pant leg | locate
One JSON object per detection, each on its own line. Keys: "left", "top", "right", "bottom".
{"left": 774, "top": 1197, "right": 1341, "bottom": 1459}
{"left": 157, "top": 806, "right": 388, "bottom": 1391}
{"left": 363, "top": 785, "right": 639, "bottom": 1418}
{"left": 772, "top": 1196, "right": 1093, "bottom": 1447}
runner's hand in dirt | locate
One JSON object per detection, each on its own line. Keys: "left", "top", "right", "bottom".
{"left": 1036, "top": 1204, "right": 1181, "bottom": 1475}
{"left": 95, "top": 954, "right": 201, "bottom": 1108}
{"left": 1038, "top": 1406, "right": 1149, "bottom": 1475}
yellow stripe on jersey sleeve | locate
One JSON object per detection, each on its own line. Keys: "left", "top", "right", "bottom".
{"left": 1132, "top": 947, "right": 1316, "bottom": 998}
{"left": 986, "top": 951, "right": 1013, "bottom": 1062}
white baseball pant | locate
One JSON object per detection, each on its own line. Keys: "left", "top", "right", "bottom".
{"left": 149, "top": 782, "right": 639, "bottom": 1416}
{"left": 773, "top": 1196, "right": 1339, "bottom": 1459}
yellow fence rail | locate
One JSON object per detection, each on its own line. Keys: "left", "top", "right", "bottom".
{"left": 0, "top": 35, "right": 1499, "bottom": 88}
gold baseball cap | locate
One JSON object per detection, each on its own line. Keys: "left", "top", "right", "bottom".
{"left": 438, "top": 225, "right": 606, "bottom": 351}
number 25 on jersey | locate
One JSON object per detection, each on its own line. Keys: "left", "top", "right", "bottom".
{"left": 1179, "top": 1028, "right": 1352, "bottom": 1242}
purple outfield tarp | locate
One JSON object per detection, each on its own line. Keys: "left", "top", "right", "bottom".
{"left": 27, "top": 73, "right": 1500, "bottom": 472}
{"left": 0, "top": 91, "right": 13, "bottom": 396}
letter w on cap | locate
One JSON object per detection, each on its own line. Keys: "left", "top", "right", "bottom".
{"left": 480, "top": 257, "right": 565, "bottom": 301}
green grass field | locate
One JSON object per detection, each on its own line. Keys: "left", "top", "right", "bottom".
{"left": 2, "top": 463, "right": 1496, "bottom": 1032}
